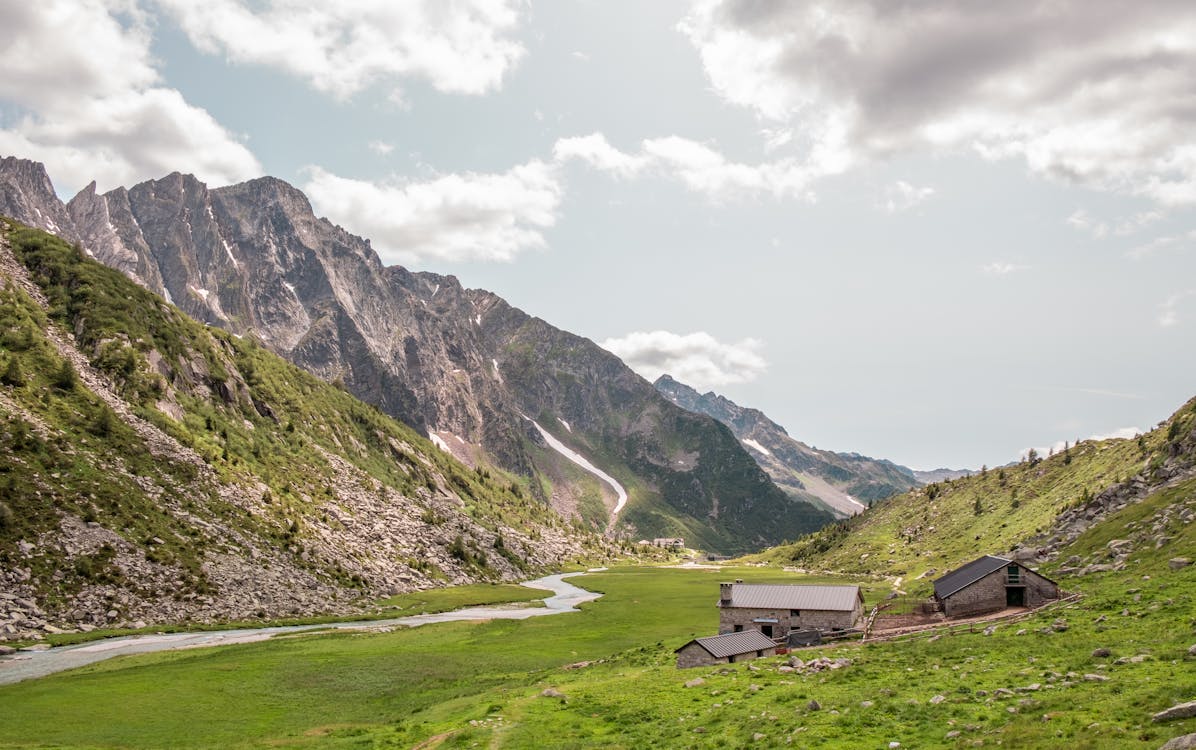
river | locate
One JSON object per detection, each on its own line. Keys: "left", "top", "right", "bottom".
{"left": 0, "top": 572, "right": 600, "bottom": 686}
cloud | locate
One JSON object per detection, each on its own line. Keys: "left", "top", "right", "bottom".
{"left": 368, "top": 141, "right": 395, "bottom": 156}
{"left": 982, "top": 262, "right": 1029, "bottom": 276}
{"left": 599, "top": 330, "right": 767, "bottom": 389}
{"left": 157, "top": 0, "right": 526, "bottom": 100}
{"left": 302, "top": 160, "right": 562, "bottom": 265}
{"left": 1127, "top": 229, "right": 1196, "bottom": 260}
{"left": 1065, "top": 209, "right": 1109, "bottom": 239}
{"left": 1157, "top": 289, "right": 1196, "bottom": 327}
{"left": 554, "top": 132, "right": 830, "bottom": 201}
{"left": 1026, "top": 426, "right": 1141, "bottom": 460}
{"left": 0, "top": 0, "right": 260, "bottom": 193}
{"left": 680, "top": 1, "right": 1196, "bottom": 206}
{"left": 881, "top": 180, "right": 934, "bottom": 213}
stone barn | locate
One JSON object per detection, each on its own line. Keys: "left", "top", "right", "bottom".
{"left": 933, "top": 555, "right": 1060, "bottom": 618}
{"left": 718, "top": 582, "right": 864, "bottom": 638}
{"left": 675, "top": 630, "right": 778, "bottom": 669}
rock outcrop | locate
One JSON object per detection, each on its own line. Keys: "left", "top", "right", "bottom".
{"left": 0, "top": 156, "right": 836, "bottom": 553}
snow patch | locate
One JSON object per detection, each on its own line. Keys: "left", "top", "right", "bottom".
{"left": 192, "top": 286, "right": 211, "bottom": 301}
{"left": 163, "top": 287, "right": 174, "bottom": 305}
{"left": 527, "top": 419, "right": 628, "bottom": 517}
{"left": 222, "top": 238, "right": 240, "bottom": 269}
{"left": 845, "top": 494, "right": 867, "bottom": 511}
{"left": 430, "top": 284, "right": 440, "bottom": 297}
{"left": 492, "top": 359, "right": 502, "bottom": 382}
{"left": 475, "top": 314, "right": 482, "bottom": 326}
{"left": 429, "top": 433, "right": 450, "bottom": 452}
{"left": 741, "top": 438, "right": 772, "bottom": 456}
{"left": 558, "top": 417, "right": 572, "bottom": 433}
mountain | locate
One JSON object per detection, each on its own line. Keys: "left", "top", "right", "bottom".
{"left": 0, "top": 157, "right": 835, "bottom": 553}
{"left": 0, "top": 219, "right": 627, "bottom": 641}
{"left": 910, "top": 467, "right": 973, "bottom": 484}
{"left": 754, "top": 393, "right": 1196, "bottom": 582}
{"left": 654, "top": 374, "right": 921, "bottom": 517}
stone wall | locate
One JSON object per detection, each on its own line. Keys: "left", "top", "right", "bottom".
{"left": 941, "top": 565, "right": 1059, "bottom": 618}
{"left": 676, "top": 642, "right": 726, "bottom": 669}
{"left": 675, "top": 642, "right": 776, "bottom": 669}
{"left": 718, "top": 602, "right": 860, "bottom": 636}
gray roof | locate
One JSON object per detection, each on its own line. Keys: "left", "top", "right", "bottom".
{"left": 933, "top": 555, "right": 1011, "bottom": 599}
{"left": 680, "top": 630, "right": 778, "bottom": 658}
{"left": 722, "top": 584, "right": 862, "bottom": 611}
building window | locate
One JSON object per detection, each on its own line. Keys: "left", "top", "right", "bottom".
{"left": 1007, "top": 564, "right": 1021, "bottom": 584}
{"left": 734, "top": 624, "right": 743, "bottom": 632}
{"left": 790, "top": 609, "right": 800, "bottom": 617}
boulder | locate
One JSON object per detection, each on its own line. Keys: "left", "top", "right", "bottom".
{"left": 540, "top": 688, "right": 567, "bottom": 699}
{"left": 1092, "top": 647, "right": 1111, "bottom": 658}
{"left": 684, "top": 678, "right": 705, "bottom": 688}
{"left": 806, "top": 699, "right": 821, "bottom": 711}
{"left": 1161, "top": 732, "right": 1196, "bottom": 749}
{"left": 1154, "top": 701, "right": 1196, "bottom": 722}
{"left": 1169, "top": 558, "right": 1191, "bottom": 571}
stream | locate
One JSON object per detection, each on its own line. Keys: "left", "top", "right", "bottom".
{"left": 0, "top": 572, "right": 600, "bottom": 686}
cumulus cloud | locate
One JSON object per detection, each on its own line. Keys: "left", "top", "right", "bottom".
{"left": 368, "top": 140, "right": 395, "bottom": 156}
{"left": 982, "top": 262, "right": 1029, "bottom": 276}
{"left": 680, "top": 0, "right": 1196, "bottom": 205}
{"left": 1127, "top": 229, "right": 1196, "bottom": 260}
{"left": 0, "top": 0, "right": 260, "bottom": 193}
{"left": 554, "top": 132, "right": 828, "bottom": 201}
{"left": 881, "top": 180, "right": 935, "bottom": 213}
{"left": 599, "top": 330, "right": 767, "bottom": 389}
{"left": 157, "top": 0, "right": 526, "bottom": 100}
{"left": 302, "top": 161, "right": 562, "bottom": 265}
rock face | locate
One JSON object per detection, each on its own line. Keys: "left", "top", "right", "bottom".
{"left": 0, "top": 223, "right": 616, "bottom": 639}
{"left": 655, "top": 374, "right": 919, "bottom": 516}
{"left": 0, "top": 157, "right": 835, "bottom": 552}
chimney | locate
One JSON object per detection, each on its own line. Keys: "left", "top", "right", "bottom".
{"left": 719, "top": 582, "right": 733, "bottom": 607}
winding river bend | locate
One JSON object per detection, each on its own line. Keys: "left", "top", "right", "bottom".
{"left": 0, "top": 572, "right": 600, "bottom": 686}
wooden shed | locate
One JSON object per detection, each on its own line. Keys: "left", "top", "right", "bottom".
{"left": 933, "top": 555, "right": 1059, "bottom": 618}
{"left": 675, "top": 630, "right": 778, "bottom": 669}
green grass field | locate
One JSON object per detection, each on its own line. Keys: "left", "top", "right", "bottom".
{"left": 2, "top": 554, "right": 1195, "bottom": 748}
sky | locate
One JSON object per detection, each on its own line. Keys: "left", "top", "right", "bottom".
{"left": 2, "top": 0, "right": 1195, "bottom": 470}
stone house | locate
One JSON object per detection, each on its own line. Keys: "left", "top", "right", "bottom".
{"left": 652, "top": 537, "right": 685, "bottom": 550}
{"left": 717, "top": 582, "right": 864, "bottom": 638}
{"left": 933, "top": 555, "right": 1060, "bottom": 618}
{"left": 675, "top": 630, "right": 777, "bottom": 669}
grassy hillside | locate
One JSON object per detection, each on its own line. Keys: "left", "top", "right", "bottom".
{"left": 0, "top": 220, "right": 616, "bottom": 633}
{"left": 747, "top": 402, "right": 1193, "bottom": 585}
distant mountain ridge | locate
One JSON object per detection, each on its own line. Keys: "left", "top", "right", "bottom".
{"left": 654, "top": 374, "right": 921, "bottom": 517}
{"left": 0, "top": 156, "right": 835, "bottom": 553}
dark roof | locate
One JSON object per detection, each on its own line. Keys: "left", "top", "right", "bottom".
{"left": 722, "top": 584, "right": 862, "bottom": 611}
{"left": 933, "top": 555, "right": 1013, "bottom": 598}
{"left": 677, "top": 630, "right": 778, "bottom": 658}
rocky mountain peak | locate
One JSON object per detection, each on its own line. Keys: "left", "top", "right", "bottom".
{"left": 0, "top": 156, "right": 75, "bottom": 240}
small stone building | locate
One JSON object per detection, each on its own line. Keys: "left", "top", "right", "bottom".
{"left": 675, "top": 630, "right": 778, "bottom": 669}
{"left": 933, "top": 555, "right": 1060, "bottom": 618}
{"left": 718, "top": 582, "right": 864, "bottom": 638}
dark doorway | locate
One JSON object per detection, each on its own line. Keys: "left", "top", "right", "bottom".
{"left": 1006, "top": 587, "right": 1025, "bottom": 607}
{"left": 760, "top": 624, "right": 774, "bottom": 638}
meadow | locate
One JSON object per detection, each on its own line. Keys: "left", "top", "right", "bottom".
{"left": 1, "top": 557, "right": 1194, "bottom": 749}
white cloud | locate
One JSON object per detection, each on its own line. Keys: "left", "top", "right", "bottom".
{"left": 1027, "top": 426, "right": 1141, "bottom": 460}
{"left": 0, "top": 0, "right": 260, "bottom": 193}
{"left": 600, "top": 330, "right": 767, "bottom": 390}
{"left": 302, "top": 160, "right": 562, "bottom": 265}
{"left": 368, "top": 140, "right": 395, "bottom": 156}
{"left": 1127, "top": 229, "right": 1196, "bottom": 260}
{"left": 1158, "top": 289, "right": 1196, "bottom": 327}
{"left": 881, "top": 180, "right": 934, "bottom": 213}
{"left": 982, "top": 262, "right": 1029, "bottom": 276}
{"left": 1065, "top": 209, "right": 1109, "bottom": 239}
{"left": 554, "top": 132, "right": 830, "bottom": 201}
{"left": 157, "top": 0, "right": 526, "bottom": 100}
{"left": 681, "top": 1, "right": 1196, "bottom": 206}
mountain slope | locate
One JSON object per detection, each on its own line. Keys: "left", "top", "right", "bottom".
{"left": 0, "top": 220, "right": 617, "bottom": 642}
{"left": 755, "top": 394, "right": 1196, "bottom": 583}
{"left": 655, "top": 374, "right": 921, "bottom": 517}
{"left": 0, "top": 157, "right": 836, "bottom": 553}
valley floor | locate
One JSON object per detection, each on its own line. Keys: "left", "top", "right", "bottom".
{"left": 0, "top": 565, "right": 1193, "bottom": 749}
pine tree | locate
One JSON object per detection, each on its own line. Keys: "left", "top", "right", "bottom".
{"left": 0, "top": 357, "right": 23, "bottom": 387}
